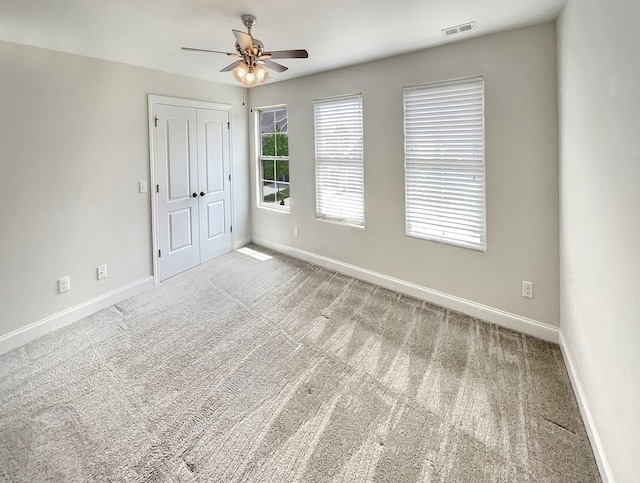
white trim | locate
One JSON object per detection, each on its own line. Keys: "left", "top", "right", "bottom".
{"left": 148, "top": 95, "right": 235, "bottom": 286}
{"left": 257, "top": 205, "right": 291, "bottom": 214}
{"left": 559, "top": 331, "right": 613, "bottom": 483}
{"left": 147, "top": 98, "right": 159, "bottom": 285}
{"left": 252, "top": 237, "right": 559, "bottom": 343}
{"left": 315, "top": 216, "right": 366, "bottom": 230}
{"left": 0, "top": 277, "right": 154, "bottom": 355}
{"left": 150, "top": 95, "right": 233, "bottom": 111}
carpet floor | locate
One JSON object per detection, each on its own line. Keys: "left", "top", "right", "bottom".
{"left": 0, "top": 245, "right": 600, "bottom": 482}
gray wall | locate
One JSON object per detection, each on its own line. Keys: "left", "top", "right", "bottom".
{"left": 558, "top": 0, "right": 640, "bottom": 480}
{"left": 0, "top": 40, "right": 250, "bottom": 338}
{"left": 250, "top": 22, "right": 560, "bottom": 327}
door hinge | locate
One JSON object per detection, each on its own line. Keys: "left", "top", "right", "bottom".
{"left": 158, "top": 249, "right": 161, "bottom": 258}
{"left": 154, "top": 116, "right": 158, "bottom": 127}
{"left": 156, "top": 184, "right": 159, "bottom": 193}
{"left": 228, "top": 174, "right": 231, "bottom": 181}
{"left": 230, "top": 225, "right": 233, "bottom": 233}
{"left": 227, "top": 122, "right": 230, "bottom": 129}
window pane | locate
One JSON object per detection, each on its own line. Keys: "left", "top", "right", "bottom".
{"left": 262, "top": 133, "right": 276, "bottom": 157}
{"left": 275, "top": 109, "right": 288, "bottom": 133}
{"left": 276, "top": 183, "right": 290, "bottom": 206}
{"left": 262, "top": 180, "right": 277, "bottom": 204}
{"left": 276, "top": 160, "right": 289, "bottom": 182}
{"left": 260, "top": 110, "right": 276, "bottom": 133}
{"left": 262, "top": 159, "right": 275, "bottom": 181}
{"left": 275, "top": 132, "right": 289, "bottom": 157}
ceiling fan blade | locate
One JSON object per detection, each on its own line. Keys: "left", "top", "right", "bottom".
{"left": 232, "top": 29, "right": 254, "bottom": 52}
{"left": 261, "top": 59, "right": 288, "bottom": 73}
{"left": 220, "top": 60, "right": 243, "bottom": 72}
{"left": 182, "top": 47, "right": 236, "bottom": 55}
{"left": 262, "top": 49, "right": 309, "bottom": 59}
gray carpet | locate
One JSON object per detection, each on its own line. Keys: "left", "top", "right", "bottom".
{"left": 0, "top": 245, "right": 600, "bottom": 482}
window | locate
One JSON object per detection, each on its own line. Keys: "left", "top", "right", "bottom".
{"left": 313, "top": 94, "right": 364, "bottom": 226}
{"left": 258, "top": 106, "right": 289, "bottom": 209}
{"left": 403, "top": 77, "right": 485, "bottom": 251}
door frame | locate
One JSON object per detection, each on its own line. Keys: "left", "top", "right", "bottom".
{"left": 148, "top": 95, "right": 234, "bottom": 285}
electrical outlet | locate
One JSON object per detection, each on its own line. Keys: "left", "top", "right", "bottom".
{"left": 294, "top": 226, "right": 299, "bottom": 237}
{"left": 58, "top": 276, "right": 70, "bottom": 293}
{"left": 97, "top": 264, "right": 107, "bottom": 280}
{"left": 139, "top": 180, "right": 148, "bottom": 193}
{"left": 522, "top": 280, "right": 533, "bottom": 299}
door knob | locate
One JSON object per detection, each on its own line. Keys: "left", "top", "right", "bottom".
{"left": 192, "top": 193, "right": 197, "bottom": 198}
{"left": 200, "top": 191, "right": 205, "bottom": 197}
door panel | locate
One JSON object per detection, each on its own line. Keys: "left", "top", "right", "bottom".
{"left": 206, "top": 201, "right": 225, "bottom": 239}
{"left": 169, "top": 208, "right": 193, "bottom": 251}
{"left": 167, "top": 119, "right": 192, "bottom": 200}
{"left": 204, "top": 120, "right": 225, "bottom": 194}
{"left": 156, "top": 104, "right": 199, "bottom": 281}
{"left": 197, "top": 109, "right": 232, "bottom": 263}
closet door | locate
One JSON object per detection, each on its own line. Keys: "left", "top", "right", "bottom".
{"left": 197, "top": 108, "right": 233, "bottom": 263}
{"left": 155, "top": 104, "right": 200, "bottom": 281}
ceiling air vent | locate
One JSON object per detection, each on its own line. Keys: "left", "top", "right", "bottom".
{"left": 442, "top": 21, "right": 476, "bottom": 36}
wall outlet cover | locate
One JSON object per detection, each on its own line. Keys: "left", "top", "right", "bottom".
{"left": 58, "top": 276, "right": 70, "bottom": 293}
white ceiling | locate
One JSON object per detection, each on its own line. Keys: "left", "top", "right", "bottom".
{"left": 0, "top": 0, "right": 565, "bottom": 86}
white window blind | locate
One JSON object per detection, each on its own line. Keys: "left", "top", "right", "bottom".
{"left": 314, "top": 94, "right": 364, "bottom": 226}
{"left": 403, "top": 77, "right": 485, "bottom": 250}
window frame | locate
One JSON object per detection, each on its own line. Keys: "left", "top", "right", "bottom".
{"left": 403, "top": 76, "right": 486, "bottom": 251}
{"left": 313, "top": 93, "right": 365, "bottom": 227}
{"left": 257, "top": 105, "right": 290, "bottom": 212}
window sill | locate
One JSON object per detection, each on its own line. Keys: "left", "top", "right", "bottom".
{"left": 316, "top": 216, "right": 364, "bottom": 229}
{"left": 405, "top": 232, "right": 486, "bottom": 252}
{"left": 258, "top": 204, "right": 290, "bottom": 214}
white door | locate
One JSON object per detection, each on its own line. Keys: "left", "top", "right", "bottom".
{"left": 156, "top": 104, "right": 200, "bottom": 281}
{"left": 197, "top": 108, "right": 232, "bottom": 262}
{"left": 155, "top": 103, "right": 232, "bottom": 281}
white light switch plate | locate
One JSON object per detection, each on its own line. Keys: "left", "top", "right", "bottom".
{"left": 97, "top": 264, "right": 107, "bottom": 280}
{"left": 139, "top": 180, "right": 148, "bottom": 193}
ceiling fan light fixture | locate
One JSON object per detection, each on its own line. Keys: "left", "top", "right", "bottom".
{"left": 232, "top": 62, "right": 269, "bottom": 87}
{"left": 254, "top": 64, "right": 269, "bottom": 84}
{"left": 232, "top": 62, "right": 249, "bottom": 83}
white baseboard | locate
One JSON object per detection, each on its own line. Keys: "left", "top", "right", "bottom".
{"left": 559, "top": 332, "right": 613, "bottom": 483}
{"left": 252, "top": 237, "right": 559, "bottom": 343}
{"left": 0, "top": 276, "right": 154, "bottom": 355}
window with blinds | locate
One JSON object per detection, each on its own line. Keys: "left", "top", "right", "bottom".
{"left": 314, "top": 94, "right": 364, "bottom": 226}
{"left": 403, "top": 77, "right": 485, "bottom": 251}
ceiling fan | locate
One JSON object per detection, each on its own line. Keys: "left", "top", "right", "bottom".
{"left": 182, "top": 14, "right": 309, "bottom": 87}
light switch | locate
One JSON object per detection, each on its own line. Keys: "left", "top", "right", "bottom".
{"left": 139, "top": 180, "right": 148, "bottom": 193}
{"left": 97, "top": 265, "right": 107, "bottom": 280}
